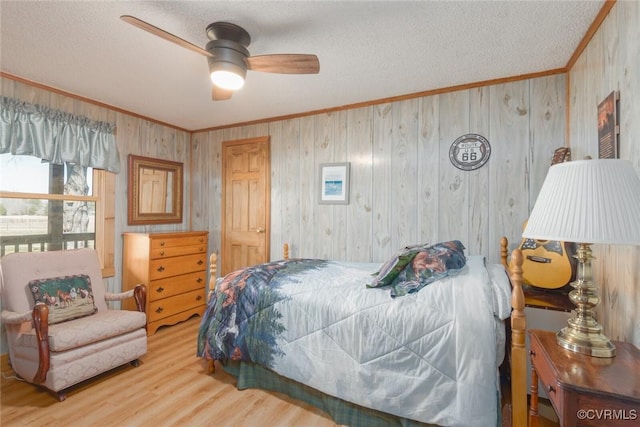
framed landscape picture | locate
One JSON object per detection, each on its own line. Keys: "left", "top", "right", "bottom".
{"left": 319, "top": 162, "right": 350, "bottom": 204}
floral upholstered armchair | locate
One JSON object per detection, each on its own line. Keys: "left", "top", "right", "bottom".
{"left": 0, "top": 248, "right": 147, "bottom": 401}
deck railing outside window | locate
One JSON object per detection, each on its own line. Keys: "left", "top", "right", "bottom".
{"left": 0, "top": 233, "right": 95, "bottom": 257}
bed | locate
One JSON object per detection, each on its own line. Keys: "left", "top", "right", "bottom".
{"left": 197, "top": 239, "right": 528, "bottom": 427}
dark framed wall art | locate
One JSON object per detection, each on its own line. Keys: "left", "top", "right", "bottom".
{"left": 597, "top": 91, "right": 619, "bottom": 159}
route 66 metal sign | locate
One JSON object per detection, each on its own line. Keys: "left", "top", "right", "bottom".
{"left": 449, "top": 134, "right": 491, "bottom": 171}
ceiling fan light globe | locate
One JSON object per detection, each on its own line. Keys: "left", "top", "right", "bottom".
{"left": 211, "top": 70, "right": 245, "bottom": 90}
{"left": 207, "top": 52, "right": 247, "bottom": 91}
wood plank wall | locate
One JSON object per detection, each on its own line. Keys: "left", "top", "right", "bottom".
{"left": 191, "top": 74, "right": 566, "bottom": 270}
{"left": 567, "top": 1, "right": 640, "bottom": 348}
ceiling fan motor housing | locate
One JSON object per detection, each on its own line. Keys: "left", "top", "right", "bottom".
{"left": 206, "top": 39, "right": 250, "bottom": 63}
{"left": 205, "top": 21, "right": 252, "bottom": 82}
{"left": 206, "top": 40, "right": 249, "bottom": 88}
{"left": 205, "top": 22, "right": 251, "bottom": 47}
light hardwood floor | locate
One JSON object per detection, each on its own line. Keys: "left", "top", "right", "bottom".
{"left": 2, "top": 315, "right": 560, "bottom": 427}
{"left": 1, "top": 316, "right": 338, "bottom": 427}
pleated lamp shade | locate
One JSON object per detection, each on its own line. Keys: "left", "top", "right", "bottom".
{"left": 522, "top": 159, "right": 640, "bottom": 245}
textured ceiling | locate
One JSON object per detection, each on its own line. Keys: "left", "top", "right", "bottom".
{"left": 0, "top": 1, "right": 604, "bottom": 131}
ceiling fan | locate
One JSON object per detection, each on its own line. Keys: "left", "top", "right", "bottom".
{"left": 120, "top": 15, "right": 320, "bottom": 101}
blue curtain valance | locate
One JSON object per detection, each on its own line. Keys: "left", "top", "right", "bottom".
{"left": 0, "top": 96, "right": 121, "bottom": 173}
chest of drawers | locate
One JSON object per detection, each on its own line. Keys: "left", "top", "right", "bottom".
{"left": 122, "top": 231, "right": 209, "bottom": 335}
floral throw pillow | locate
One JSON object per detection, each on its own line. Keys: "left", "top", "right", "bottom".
{"left": 389, "top": 240, "right": 467, "bottom": 297}
{"left": 29, "top": 274, "right": 97, "bottom": 324}
{"left": 367, "top": 244, "right": 428, "bottom": 288}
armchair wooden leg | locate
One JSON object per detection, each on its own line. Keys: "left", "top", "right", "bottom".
{"left": 56, "top": 391, "right": 67, "bottom": 402}
{"left": 130, "top": 359, "right": 140, "bottom": 367}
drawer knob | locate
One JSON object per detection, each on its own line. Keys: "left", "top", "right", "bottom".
{"left": 197, "top": 260, "right": 204, "bottom": 265}
{"left": 157, "top": 266, "right": 165, "bottom": 272}
{"left": 199, "top": 238, "right": 204, "bottom": 242}
{"left": 547, "top": 385, "right": 555, "bottom": 394}
{"left": 160, "top": 241, "right": 165, "bottom": 246}
{"left": 196, "top": 295, "right": 203, "bottom": 301}
{"left": 530, "top": 350, "right": 536, "bottom": 357}
{"left": 155, "top": 307, "right": 164, "bottom": 313}
{"left": 156, "top": 286, "right": 164, "bottom": 293}
{"left": 197, "top": 278, "right": 203, "bottom": 283}
{"left": 160, "top": 250, "right": 165, "bottom": 256}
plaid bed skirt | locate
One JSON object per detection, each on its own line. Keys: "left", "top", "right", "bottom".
{"left": 223, "top": 361, "right": 436, "bottom": 427}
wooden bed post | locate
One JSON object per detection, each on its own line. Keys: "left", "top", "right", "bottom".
{"left": 207, "top": 253, "right": 217, "bottom": 374}
{"left": 500, "top": 237, "right": 527, "bottom": 427}
{"left": 208, "top": 253, "right": 217, "bottom": 302}
{"left": 509, "top": 247, "right": 527, "bottom": 427}
{"left": 283, "top": 243, "right": 289, "bottom": 260}
{"left": 500, "top": 237, "right": 509, "bottom": 271}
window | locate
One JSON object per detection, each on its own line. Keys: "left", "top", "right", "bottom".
{"left": 0, "top": 154, "right": 115, "bottom": 276}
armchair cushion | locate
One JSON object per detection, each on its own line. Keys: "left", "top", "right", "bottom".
{"left": 28, "top": 274, "right": 97, "bottom": 324}
{"left": 16, "top": 309, "right": 147, "bottom": 352}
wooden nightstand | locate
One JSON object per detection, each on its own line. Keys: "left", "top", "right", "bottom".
{"left": 528, "top": 329, "right": 640, "bottom": 427}
{"left": 521, "top": 286, "right": 572, "bottom": 403}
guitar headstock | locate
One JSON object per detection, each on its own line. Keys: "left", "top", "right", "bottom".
{"left": 551, "top": 147, "right": 571, "bottom": 165}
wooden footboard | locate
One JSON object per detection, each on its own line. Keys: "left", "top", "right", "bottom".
{"left": 500, "top": 237, "right": 526, "bottom": 427}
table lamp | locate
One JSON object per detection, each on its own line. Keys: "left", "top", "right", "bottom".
{"left": 522, "top": 159, "right": 640, "bottom": 357}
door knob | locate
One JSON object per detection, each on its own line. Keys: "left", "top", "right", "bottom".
{"left": 256, "top": 227, "right": 266, "bottom": 233}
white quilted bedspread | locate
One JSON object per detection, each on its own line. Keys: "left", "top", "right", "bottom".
{"left": 270, "top": 256, "right": 511, "bottom": 426}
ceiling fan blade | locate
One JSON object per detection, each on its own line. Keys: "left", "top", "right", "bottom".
{"left": 245, "top": 54, "right": 320, "bottom": 74}
{"left": 212, "top": 85, "right": 233, "bottom": 101}
{"left": 120, "top": 15, "right": 212, "bottom": 57}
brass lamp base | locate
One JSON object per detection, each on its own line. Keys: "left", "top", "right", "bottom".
{"left": 556, "top": 326, "right": 616, "bottom": 358}
{"left": 556, "top": 242, "right": 616, "bottom": 358}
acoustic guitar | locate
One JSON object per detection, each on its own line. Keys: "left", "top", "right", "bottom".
{"left": 518, "top": 147, "right": 576, "bottom": 289}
